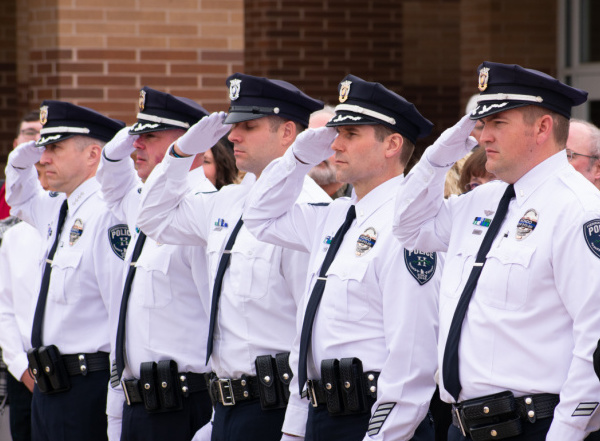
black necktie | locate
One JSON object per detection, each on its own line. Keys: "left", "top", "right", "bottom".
{"left": 115, "top": 231, "right": 147, "bottom": 379}
{"left": 206, "top": 217, "right": 244, "bottom": 364}
{"left": 442, "top": 184, "right": 515, "bottom": 401}
{"left": 297, "top": 205, "right": 356, "bottom": 394}
{"left": 31, "top": 199, "right": 69, "bottom": 348}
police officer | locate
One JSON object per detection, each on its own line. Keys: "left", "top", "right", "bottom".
{"left": 243, "top": 75, "right": 440, "bottom": 440}
{"left": 135, "top": 74, "right": 330, "bottom": 441}
{"left": 5, "top": 101, "right": 128, "bottom": 441}
{"left": 393, "top": 61, "right": 600, "bottom": 440}
{"left": 96, "top": 87, "right": 215, "bottom": 441}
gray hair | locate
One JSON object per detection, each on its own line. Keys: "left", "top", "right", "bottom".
{"left": 571, "top": 119, "right": 600, "bottom": 157}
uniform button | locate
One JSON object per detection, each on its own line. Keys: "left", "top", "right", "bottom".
{"left": 359, "top": 210, "right": 364, "bottom": 217}
{"left": 32, "top": 368, "right": 38, "bottom": 375}
{"left": 161, "top": 381, "right": 168, "bottom": 388}
{"left": 483, "top": 406, "right": 489, "bottom": 414}
{"left": 182, "top": 386, "right": 189, "bottom": 393}
{"left": 144, "top": 383, "right": 151, "bottom": 390}
{"left": 180, "top": 375, "right": 186, "bottom": 382}
{"left": 490, "top": 429, "right": 497, "bottom": 437}
{"left": 283, "top": 373, "right": 289, "bottom": 380}
{"left": 243, "top": 391, "right": 249, "bottom": 398}
{"left": 80, "top": 365, "right": 87, "bottom": 372}
{"left": 264, "top": 376, "right": 270, "bottom": 383}
{"left": 325, "top": 383, "right": 332, "bottom": 390}
{"left": 370, "top": 386, "right": 376, "bottom": 393}
{"left": 78, "top": 354, "right": 85, "bottom": 360}
{"left": 241, "top": 379, "right": 247, "bottom": 386}
{"left": 520, "top": 189, "right": 524, "bottom": 197}
{"left": 525, "top": 397, "right": 532, "bottom": 405}
{"left": 344, "top": 381, "right": 351, "bottom": 389}
{"left": 368, "top": 374, "right": 374, "bottom": 381}
{"left": 45, "top": 366, "right": 50, "bottom": 373}
{"left": 528, "top": 410, "right": 535, "bottom": 418}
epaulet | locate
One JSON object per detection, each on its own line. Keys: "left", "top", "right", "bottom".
{"left": 195, "top": 190, "right": 218, "bottom": 195}
{"left": 309, "top": 202, "right": 330, "bottom": 206}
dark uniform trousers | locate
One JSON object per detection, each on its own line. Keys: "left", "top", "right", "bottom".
{"left": 305, "top": 406, "right": 434, "bottom": 441}
{"left": 7, "top": 373, "right": 32, "bottom": 441}
{"left": 120, "top": 389, "right": 212, "bottom": 441}
{"left": 31, "top": 370, "right": 109, "bottom": 441}
{"left": 211, "top": 400, "right": 287, "bottom": 441}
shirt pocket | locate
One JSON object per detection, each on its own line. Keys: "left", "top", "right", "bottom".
{"left": 228, "top": 239, "right": 276, "bottom": 300}
{"left": 48, "top": 248, "right": 83, "bottom": 304}
{"left": 132, "top": 248, "right": 172, "bottom": 308}
{"left": 478, "top": 241, "right": 535, "bottom": 310}
{"left": 324, "top": 258, "right": 370, "bottom": 322}
{"left": 440, "top": 239, "right": 480, "bottom": 300}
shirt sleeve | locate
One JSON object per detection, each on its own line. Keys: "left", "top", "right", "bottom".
{"left": 0, "top": 231, "right": 30, "bottom": 380}
{"left": 364, "top": 245, "right": 440, "bottom": 441}
{"left": 137, "top": 154, "right": 210, "bottom": 246}
{"left": 546, "top": 205, "right": 600, "bottom": 440}
{"left": 97, "top": 153, "right": 142, "bottom": 226}
{"left": 392, "top": 154, "right": 454, "bottom": 253}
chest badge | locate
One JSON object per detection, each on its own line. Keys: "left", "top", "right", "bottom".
{"left": 516, "top": 209, "right": 538, "bottom": 241}
{"left": 356, "top": 227, "right": 377, "bottom": 257}
{"left": 69, "top": 218, "right": 84, "bottom": 246}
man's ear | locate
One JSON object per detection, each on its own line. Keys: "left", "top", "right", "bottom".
{"left": 384, "top": 132, "right": 403, "bottom": 159}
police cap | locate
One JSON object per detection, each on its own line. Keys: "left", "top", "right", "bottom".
{"left": 471, "top": 61, "right": 588, "bottom": 120}
{"left": 224, "top": 73, "right": 324, "bottom": 127}
{"left": 37, "top": 100, "right": 125, "bottom": 147}
{"left": 326, "top": 74, "right": 433, "bottom": 144}
{"left": 130, "top": 86, "right": 209, "bottom": 135}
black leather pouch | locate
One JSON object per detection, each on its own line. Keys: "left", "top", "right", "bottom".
{"left": 139, "top": 361, "right": 160, "bottom": 412}
{"left": 157, "top": 360, "right": 183, "bottom": 411}
{"left": 255, "top": 355, "right": 279, "bottom": 409}
{"left": 274, "top": 352, "right": 292, "bottom": 404}
{"left": 27, "top": 348, "right": 52, "bottom": 393}
{"left": 38, "top": 345, "right": 70, "bottom": 394}
{"left": 339, "top": 357, "right": 366, "bottom": 413}
{"left": 321, "top": 358, "right": 343, "bottom": 415}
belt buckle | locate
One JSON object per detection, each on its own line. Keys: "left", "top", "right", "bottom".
{"left": 121, "top": 380, "right": 131, "bottom": 406}
{"left": 453, "top": 405, "right": 467, "bottom": 437}
{"left": 306, "top": 380, "right": 319, "bottom": 408}
{"left": 217, "top": 378, "right": 235, "bottom": 406}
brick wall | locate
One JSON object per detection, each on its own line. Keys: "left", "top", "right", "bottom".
{"left": 0, "top": 0, "right": 18, "bottom": 160}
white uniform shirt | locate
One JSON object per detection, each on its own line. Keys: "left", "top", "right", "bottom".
{"left": 243, "top": 152, "right": 440, "bottom": 441}
{"left": 5, "top": 160, "right": 126, "bottom": 355}
{"left": 97, "top": 155, "right": 214, "bottom": 429}
{"left": 0, "top": 221, "right": 43, "bottom": 380}
{"left": 393, "top": 151, "right": 600, "bottom": 440}
{"left": 136, "top": 153, "right": 330, "bottom": 430}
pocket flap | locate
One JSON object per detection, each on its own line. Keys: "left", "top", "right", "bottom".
{"left": 51, "top": 249, "right": 83, "bottom": 270}
{"left": 487, "top": 242, "right": 535, "bottom": 267}
{"left": 326, "top": 258, "right": 369, "bottom": 281}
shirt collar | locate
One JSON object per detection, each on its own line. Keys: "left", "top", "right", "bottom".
{"left": 513, "top": 150, "right": 569, "bottom": 206}
{"left": 353, "top": 174, "right": 404, "bottom": 226}
{"left": 67, "top": 177, "right": 99, "bottom": 214}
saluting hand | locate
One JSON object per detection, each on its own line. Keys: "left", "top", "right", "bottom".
{"left": 9, "top": 140, "right": 43, "bottom": 169}
{"left": 291, "top": 126, "right": 337, "bottom": 166}
{"left": 175, "top": 111, "right": 230, "bottom": 156}
{"left": 103, "top": 126, "right": 137, "bottom": 161}
{"left": 425, "top": 113, "right": 478, "bottom": 167}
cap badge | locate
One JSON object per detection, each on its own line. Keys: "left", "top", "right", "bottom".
{"left": 40, "top": 106, "right": 49, "bottom": 126}
{"left": 339, "top": 80, "right": 352, "bottom": 103}
{"left": 356, "top": 227, "right": 377, "bottom": 256}
{"left": 229, "top": 79, "right": 242, "bottom": 101}
{"left": 515, "top": 209, "right": 538, "bottom": 241}
{"left": 478, "top": 67, "right": 490, "bottom": 92}
{"left": 138, "top": 90, "right": 146, "bottom": 111}
{"left": 69, "top": 218, "right": 84, "bottom": 246}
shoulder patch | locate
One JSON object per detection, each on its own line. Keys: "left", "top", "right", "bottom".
{"left": 49, "top": 191, "right": 60, "bottom": 198}
{"left": 108, "top": 224, "right": 131, "bottom": 260}
{"left": 584, "top": 220, "right": 600, "bottom": 259}
{"left": 309, "top": 202, "right": 330, "bottom": 206}
{"left": 404, "top": 249, "right": 437, "bottom": 285}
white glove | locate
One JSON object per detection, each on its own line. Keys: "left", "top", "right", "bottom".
{"left": 103, "top": 126, "right": 137, "bottom": 161}
{"left": 281, "top": 434, "right": 304, "bottom": 441}
{"left": 9, "top": 140, "right": 43, "bottom": 169}
{"left": 177, "top": 111, "right": 230, "bottom": 156}
{"left": 425, "top": 114, "right": 478, "bottom": 167}
{"left": 291, "top": 126, "right": 337, "bottom": 166}
{"left": 191, "top": 422, "right": 212, "bottom": 441}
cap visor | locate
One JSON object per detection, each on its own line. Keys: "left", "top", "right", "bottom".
{"left": 223, "top": 112, "right": 267, "bottom": 125}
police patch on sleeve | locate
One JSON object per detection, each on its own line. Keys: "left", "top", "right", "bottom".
{"left": 108, "top": 224, "right": 131, "bottom": 260}
{"left": 404, "top": 249, "right": 437, "bottom": 285}
{"left": 584, "top": 220, "right": 600, "bottom": 259}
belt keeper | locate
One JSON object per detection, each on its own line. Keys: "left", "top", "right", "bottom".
{"left": 523, "top": 396, "right": 536, "bottom": 423}
{"left": 179, "top": 374, "right": 189, "bottom": 398}
{"left": 240, "top": 374, "right": 250, "bottom": 399}
{"left": 78, "top": 354, "right": 88, "bottom": 376}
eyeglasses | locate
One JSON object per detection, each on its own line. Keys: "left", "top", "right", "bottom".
{"left": 19, "top": 129, "right": 40, "bottom": 136}
{"left": 566, "top": 148, "right": 598, "bottom": 161}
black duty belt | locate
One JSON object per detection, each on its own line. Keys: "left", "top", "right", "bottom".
{"left": 122, "top": 371, "right": 207, "bottom": 406}
{"left": 63, "top": 352, "right": 110, "bottom": 376}
{"left": 306, "top": 371, "right": 379, "bottom": 408}
{"left": 451, "top": 391, "right": 559, "bottom": 441}
{"left": 208, "top": 374, "right": 261, "bottom": 406}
